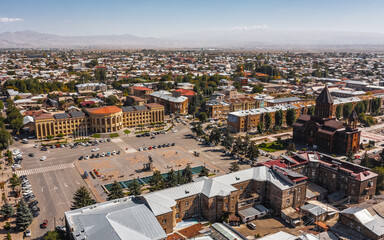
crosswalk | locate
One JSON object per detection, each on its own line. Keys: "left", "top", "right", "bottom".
{"left": 16, "top": 163, "right": 75, "bottom": 176}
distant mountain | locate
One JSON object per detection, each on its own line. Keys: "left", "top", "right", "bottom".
{"left": 1, "top": 30, "right": 384, "bottom": 50}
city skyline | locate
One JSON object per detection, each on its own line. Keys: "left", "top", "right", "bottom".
{"left": 1, "top": 0, "right": 384, "bottom": 38}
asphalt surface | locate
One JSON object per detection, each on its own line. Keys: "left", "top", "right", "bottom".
{"left": 13, "top": 122, "right": 243, "bottom": 238}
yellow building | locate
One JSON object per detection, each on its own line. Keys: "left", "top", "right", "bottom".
{"left": 34, "top": 104, "right": 165, "bottom": 138}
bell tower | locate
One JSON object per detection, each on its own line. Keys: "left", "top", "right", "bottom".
{"left": 348, "top": 109, "right": 358, "bottom": 129}
{"left": 315, "top": 86, "right": 334, "bottom": 119}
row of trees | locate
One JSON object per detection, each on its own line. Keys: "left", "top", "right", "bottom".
{"left": 3, "top": 79, "right": 77, "bottom": 94}
{"left": 0, "top": 199, "right": 33, "bottom": 231}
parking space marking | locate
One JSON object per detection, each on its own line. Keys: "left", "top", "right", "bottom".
{"left": 16, "top": 163, "right": 75, "bottom": 176}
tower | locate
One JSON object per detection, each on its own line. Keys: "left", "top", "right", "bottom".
{"left": 314, "top": 86, "right": 334, "bottom": 119}
{"left": 348, "top": 109, "right": 358, "bottom": 130}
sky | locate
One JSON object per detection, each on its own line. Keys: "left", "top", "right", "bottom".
{"left": 1, "top": 0, "right": 384, "bottom": 37}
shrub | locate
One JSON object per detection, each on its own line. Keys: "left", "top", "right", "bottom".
{"left": 124, "top": 130, "right": 131, "bottom": 134}
{"left": 91, "top": 134, "right": 101, "bottom": 138}
{"left": 110, "top": 133, "right": 119, "bottom": 138}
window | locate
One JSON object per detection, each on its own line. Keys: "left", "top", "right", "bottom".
{"left": 185, "top": 210, "right": 189, "bottom": 216}
{"left": 194, "top": 207, "right": 198, "bottom": 213}
{"left": 176, "top": 213, "right": 179, "bottom": 219}
{"left": 194, "top": 198, "right": 197, "bottom": 204}
{"left": 286, "top": 199, "right": 290, "bottom": 204}
{"left": 240, "top": 186, "right": 243, "bottom": 190}
{"left": 162, "top": 219, "right": 166, "bottom": 224}
{"left": 185, "top": 201, "right": 189, "bottom": 207}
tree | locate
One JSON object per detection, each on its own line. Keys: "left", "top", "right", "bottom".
{"left": 346, "top": 151, "right": 354, "bottom": 162}
{"left": 198, "top": 112, "right": 208, "bottom": 123}
{"left": 0, "top": 203, "right": 14, "bottom": 220}
{"left": 354, "top": 102, "right": 366, "bottom": 115}
{"left": 372, "top": 98, "right": 382, "bottom": 115}
{"left": 107, "top": 181, "right": 124, "bottom": 200}
{"left": 182, "top": 164, "right": 193, "bottom": 183}
{"left": 0, "top": 100, "right": 4, "bottom": 110}
{"left": 373, "top": 167, "right": 384, "bottom": 191}
{"left": 307, "top": 105, "right": 315, "bottom": 116}
{"left": 165, "top": 169, "right": 178, "bottom": 187}
{"left": 343, "top": 103, "right": 354, "bottom": 119}
{"left": 274, "top": 110, "right": 283, "bottom": 128}
{"left": 335, "top": 105, "right": 342, "bottom": 120}
{"left": 232, "top": 136, "right": 243, "bottom": 154}
{"left": 106, "top": 95, "right": 119, "bottom": 106}
{"left": 264, "top": 112, "right": 272, "bottom": 131}
{"left": 10, "top": 118, "right": 23, "bottom": 133}
{"left": 246, "top": 141, "right": 259, "bottom": 160}
{"left": 0, "top": 128, "right": 11, "bottom": 150}
{"left": 149, "top": 171, "right": 166, "bottom": 191}
{"left": 43, "top": 229, "right": 65, "bottom": 240}
{"left": 198, "top": 166, "right": 209, "bottom": 177}
{"left": 252, "top": 84, "right": 263, "bottom": 94}
{"left": 229, "top": 161, "right": 240, "bottom": 172}
{"left": 71, "top": 186, "right": 96, "bottom": 210}
{"left": 16, "top": 199, "right": 33, "bottom": 231}
{"left": 128, "top": 178, "right": 141, "bottom": 196}
{"left": 221, "top": 131, "right": 234, "bottom": 149}
{"left": 380, "top": 149, "right": 384, "bottom": 162}
{"left": 360, "top": 151, "right": 371, "bottom": 167}
{"left": 257, "top": 122, "right": 264, "bottom": 134}
{"left": 209, "top": 128, "right": 221, "bottom": 145}
{"left": 286, "top": 108, "right": 296, "bottom": 127}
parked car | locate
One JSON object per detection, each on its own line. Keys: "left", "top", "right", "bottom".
{"left": 84, "top": 155, "right": 89, "bottom": 160}
{"left": 78, "top": 156, "right": 84, "bottom": 160}
{"left": 40, "top": 220, "right": 48, "bottom": 229}
{"left": 32, "top": 211, "right": 40, "bottom": 217}
{"left": 24, "top": 229, "right": 31, "bottom": 237}
{"left": 247, "top": 222, "right": 257, "bottom": 230}
{"left": 33, "top": 144, "right": 38, "bottom": 148}
{"left": 40, "top": 156, "right": 46, "bottom": 161}
{"left": 28, "top": 153, "right": 34, "bottom": 157}
{"left": 29, "top": 201, "right": 39, "bottom": 208}
{"left": 116, "top": 151, "right": 120, "bottom": 155}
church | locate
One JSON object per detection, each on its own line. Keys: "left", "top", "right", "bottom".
{"left": 293, "top": 86, "right": 361, "bottom": 154}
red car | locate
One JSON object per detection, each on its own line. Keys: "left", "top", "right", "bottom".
{"left": 40, "top": 220, "right": 48, "bottom": 229}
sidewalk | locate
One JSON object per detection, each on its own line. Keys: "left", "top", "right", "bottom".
{"left": 73, "top": 161, "right": 105, "bottom": 203}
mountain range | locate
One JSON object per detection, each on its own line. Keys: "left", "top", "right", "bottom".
{"left": 1, "top": 30, "right": 384, "bottom": 50}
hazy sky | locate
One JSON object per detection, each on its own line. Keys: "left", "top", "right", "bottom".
{"left": 1, "top": 0, "right": 384, "bottom": 37}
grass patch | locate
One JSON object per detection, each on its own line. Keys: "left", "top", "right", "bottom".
{"left": 110, "top": 133, "right": 119, "bottom": 138}
{"left": 74, "top": 138, "right": 91, "bottom": 142}
{"left": 154, "top": 128, "right": 164, "bottom": 131}
{"left": 91, "top": 134, "right": 101, "bottom": 138}
{"left": 134, "top": 130, "right": 150, "bottom": 134}
{"left": 124, "top": 130, "right": 131, "bottom": 134}
{"left": 258, "top": 140, "right": 287, "bottom": 152}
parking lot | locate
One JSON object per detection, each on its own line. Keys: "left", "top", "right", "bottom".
{"left": 13, "top": 122, "right": 246, "bottom": 238}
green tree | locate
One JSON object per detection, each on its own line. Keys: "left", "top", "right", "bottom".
{"left": 71, "top": 186, "right": 96, "bottom": 210}
{"left": 209, "top": 128, "right": 221, "bottom": 145}
{"left": 149, "top": 171, "right": 166, "bottom": 191}
{"left": 221, "top": 131, "right": 234, "bottom": 149}
{"left": 105, "top": 95, "right": 119, "bottom": 106}
{"left": 0, "top": 203, "right": 14, "bottom": 220}
{"left": 107, "top": 181, "right": 124, "bottom": 200}
{"left": 43, "top": 230, "right": 65, "bottom": 240}
{"left": 286, "top": 108, "right": 296, "bottom": 127}
{"left": 229, "top": 161, "right": 240, "bottom": 172}
{"left": 346, "top": 151, "right": 354, "bottom": 162}
{"left": 354, "top": 102, "right": 366, "bottom": 115}
{"left": 165, "top": 169, "right": 178, "bottom": 187}
{"left": 343, "top": 103, "right": 354, "bottom": 119}
{"left": 372, "top": 98, "right": 382, "bottom": 115}
{"left": 246, "top": 141, "right": 259, "bottom": 160}
{"left": 0, "top": 128, "right": 11, "bottom": 150}
{"left": 252, "top": 84, "right": 263, "bottom": 94}
{"left": 373, "top": 167, "right": 384, "bottom": 190}
{"left": 10, "top": 118, "right": 23, "bottom": 133}
{"left": 198, "top": 112, "right": 208, "bottom": 123}
{"left": 232, "top": 136, "right": 243, "bottom": 154}
{"left": 360, "top": 151, "right": 371, "bottom": 167}
{"left": 274, "top": 110, "right": 283, "bottom": 128}
{"left": 182, "top": 164, "right": 193, "bottom": 183}
{"left": 307, "top": 105, "right": 315, "bottom": 116}
{"left": 192, "top": 124, "right": 204, "bottom": 137}
{"left": 198, "top": 166, "right": 209, "bottom": 177}
{"left": 335, "top": 105, "right": 342, "bottom": 120}
{"left": 128, "top": 178, "right": 141, "bottom": 196}
{"left": 16, "top": 199, "right": 33, "bottom": 231}
{"left": 0, "top": 100, "right": 4, "bottom": 110}
{"left": 257, "top": 122, "right": 264, "bottom": 134}
{"left": 264, "top": 112, "right": 272, "bottom": 131}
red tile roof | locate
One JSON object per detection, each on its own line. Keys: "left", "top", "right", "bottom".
{"left": 173, "top": 89, "right": 196, "bottom": 96}
{"left": 87, "top": 106, "right": 122, "bottom": 115}
{"left": 131, "top": 86, "right": 153, "bottom": 91}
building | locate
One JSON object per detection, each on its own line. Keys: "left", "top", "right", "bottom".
{"left": 226, "top": 97, "right": 257, "bottom": 112}
{"left": 76, "top": 83, "right": 107, "bottom": 93}
{"left": 266, "top": 97, "right": 303, "bottom": 107}
{"left": 33, "top": 104, "right": 164, "bottom": 138}
{"left": 331, "top": 89, "right": 366, "bottom": 98}
{"left": 262, "top": 151, "right": 378, "bottom": 204}
{"left": 149, "top": 91, "right": 188, "bottom": 115}
{"left": 340, "top": 203, "right": 384, "bottom": 240}
{"left": 228, "top": 104, "right": 299, "bottom": 133}
{"left": 206, "top": 99, "right": 230, "bottom": 120}
{"left": 129, "top": 86, "right": 154, "bottom": 98}
{"left": 125, "top": 95, "right": 147, "bottom": 106}
{"left": 139, "top": 166, "right": 307, "bottom": 233}
{"left": 172, "top": 88, "right": 196, "bottom": 101}
{"left": 65, "top": 197, "right": 167, "bottom": 240}
{"left": 293, "top": 86, "right": 361, "bottom": 154}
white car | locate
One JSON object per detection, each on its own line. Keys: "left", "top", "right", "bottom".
{"left": 24, "top": 229, "right": 31, "bottom": 237}
{"left": 92, "top": 148, "right": 100, "bottom": 152}
{"left": 84, "top": 155, "right": 89, "bottom": 160}
{"left": 40, "top": 156, "right": 46, "bottom": 161}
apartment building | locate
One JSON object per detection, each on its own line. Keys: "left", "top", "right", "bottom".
{"left": 129, "top": 86, "right": 154, "bottom": 98}
{"left": 149, "top": 91, "right": 188, "bottom": 115}
{"left": 75, "top": 83, "right": 107, "bottom": 93}
{"left": 228, "top": 104, "right": 299, "bottom": 133}
{"left": 33, "top": 105, "right": 164, "bottom": 138}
